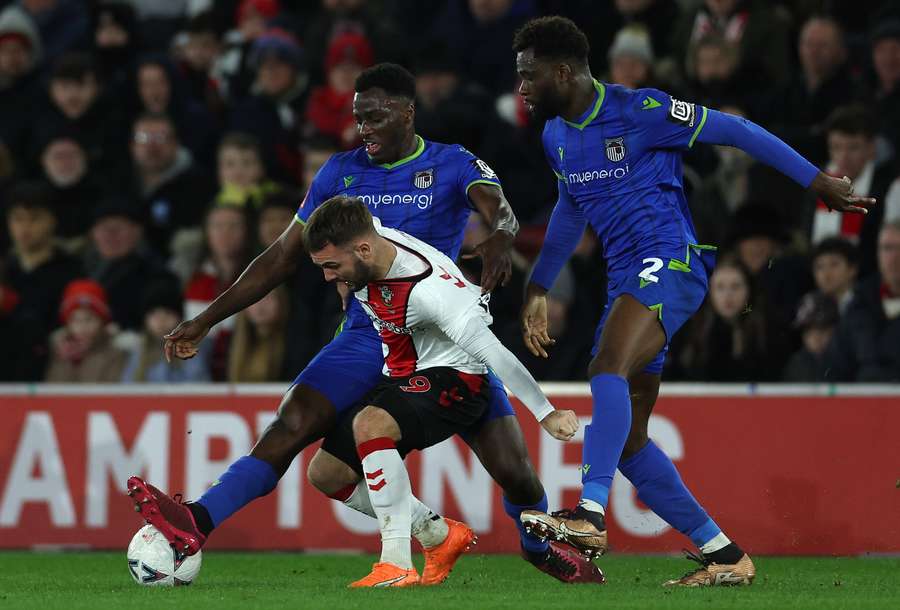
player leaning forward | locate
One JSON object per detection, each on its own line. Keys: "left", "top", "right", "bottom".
{"left": 126, "top": 63, "right": 601, "bottom": 585}
{"left": 302, "top": 195, "right": 584, "bottom": 587}
{"left": 513, "top": 17, "right": 876, "bottom": 587}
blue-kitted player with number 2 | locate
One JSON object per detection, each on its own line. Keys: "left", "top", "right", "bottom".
{"left": 514, "top": 16, "right": 876, "bottom": 587}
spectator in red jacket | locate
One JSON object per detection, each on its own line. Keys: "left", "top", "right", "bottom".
{"left": 305, "top": 31, "right": 373, "bottom": 150}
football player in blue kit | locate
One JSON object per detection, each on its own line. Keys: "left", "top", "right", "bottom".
{"left": 127, "top": 63, "right": 600, "bottom": 584}
{"left": 512, "top": 17, "right": 876, "bottom": 587}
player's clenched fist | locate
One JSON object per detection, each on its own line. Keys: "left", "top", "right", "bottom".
{"left": 163, "top": 319, "right": 210, "bottom": 362}
{"left": 540, "top": 409, "right": 579, "bottom": 441}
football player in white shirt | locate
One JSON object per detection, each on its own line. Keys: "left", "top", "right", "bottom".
{"left": 303, "top": 195, "right": 599, "bottom": 588}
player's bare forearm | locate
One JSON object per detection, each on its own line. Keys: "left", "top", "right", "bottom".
{"left": 466, "top": 183, "right": 518, "bottom": 292}
{"left": 196, "top": 222, "right": 302, "bottom": 326}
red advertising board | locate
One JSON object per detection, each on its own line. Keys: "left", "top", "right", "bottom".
{"left": 1, "top": 384, "right": 898, "bottom": 555}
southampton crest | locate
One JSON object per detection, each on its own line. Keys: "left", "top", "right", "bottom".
{"left": 380, "top": 285, "right": 394, "bottom": 307}
{"left": 605, "top": 137, "right": 626, "bottom": 162}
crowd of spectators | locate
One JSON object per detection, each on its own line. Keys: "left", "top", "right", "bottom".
{"left": 1, "top": 0, "right": 900, "bottom": 384}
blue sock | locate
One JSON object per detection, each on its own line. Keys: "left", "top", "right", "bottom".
{"left": 581, "top": 374, "right": 632, "bottom": 508}
{"left": 618, "top": 441, "right": 722, "bottom": 548}
{"left": 196, "top": 456, "right": 280, "bottom": 528}
{"left": 502, "top": 494, "right": 550, "bottom": 554}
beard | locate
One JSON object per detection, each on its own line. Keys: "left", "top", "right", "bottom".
{"left": 343, "top": 258, "right": 374, "bottom": 292}
{"left": 526, "top": 90, "right": 566, "bottom": 124}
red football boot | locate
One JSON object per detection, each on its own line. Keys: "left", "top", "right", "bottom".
{"left": 522, "top": 541, "right": 606, "bottom": 584}
{"left": 126, "top": 476, "right": 206, "bottom": 556}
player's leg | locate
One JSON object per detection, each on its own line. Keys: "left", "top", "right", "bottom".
{"left": 467, "top": 376, "right": 604, "bottom": 584}
{"left": 522, "top": 294, "right": 664, "bottom": 557}
{"left": 306, "top": 446, "right": 464, "bottom": 572}
{"left": 620, "top": 372, "right": 754, "bottom": 587}
{"left": 127, "top": 325, "right": 384, "bottom": 555}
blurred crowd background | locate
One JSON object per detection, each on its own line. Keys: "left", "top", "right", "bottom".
{"left": 1, "top": 0, "right": 899, "bottom": 385}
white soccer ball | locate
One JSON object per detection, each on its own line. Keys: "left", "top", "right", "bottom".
{"left": 126, "top": 524, "right": 202, "bottom": 586}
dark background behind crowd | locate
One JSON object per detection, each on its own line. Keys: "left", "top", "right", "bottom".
{"left": 1, "top": 0, "right": 900, "bottom": 385}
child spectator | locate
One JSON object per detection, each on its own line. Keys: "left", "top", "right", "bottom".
{"left": 227, "top": 284, "right": 288, "bottom": 382}
{"left": 811, "top": 237, "right": 858, "bottom": 315}
{"left": 302, "top": 133, "right": 337, "bottom": 191}
{"left": 783, "top": 291, "right": 839, "bottom": 382}
{"left": 45, "top": 278, "right": 126, "bottom": 383}
{"left": 214, "top": 131, "right": 282, "bottom": 208}
{"left": 256, "top": 188, "right": 297, "bottom": 248}
{"left": 121, "top": 276, "right": 211, "bottom": 383}
{"left": 305, "top": 31, "right": 373, "bottom": 149}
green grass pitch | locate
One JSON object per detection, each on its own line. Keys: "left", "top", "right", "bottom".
{"left": 1, "top": 552, "right": 898, "bottom": 609}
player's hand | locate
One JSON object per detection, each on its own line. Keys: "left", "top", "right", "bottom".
{"left": 521, "top": 286, "right": 555, "bottom": 358}
{"left": 163, "top": 318, "right": 210, "bottom": 362}
{"left": 336, "top": 282, "right": 352, "bottom": 311}
{"left": 462, "top": 230, "right": 513, "bottom": 293}
{"left": 540, "top": 409, "right": 579, "bottom": 441}
{"left": 811, "top": 172, "right": 876, "bottom": 215}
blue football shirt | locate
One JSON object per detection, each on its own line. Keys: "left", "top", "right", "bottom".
{"left": 295, "top": 135, "right": 502, "bottom": 325}
{"left": 542, "top": 80, "right": 710, "bottom": 278}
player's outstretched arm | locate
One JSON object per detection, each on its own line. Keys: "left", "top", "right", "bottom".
{"left": 696, "top": 110, "right": 876, "bottom": 213}
{"left": 164, "top": 219, "right": 305, "bottom": 361}
{"left": 464, "top": 183, "right": 519, "bottom": 293}
{"left": 451, "top": 314, "right": 578, "bottom": 441}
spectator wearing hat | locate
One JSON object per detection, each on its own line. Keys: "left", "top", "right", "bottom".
{"left": 811, "top": 237, "right": 858, "bottom": 316}
{"left": 783, "top": 291, "right": 839, "bottom": 381}
{"left": 870, "top": 19, "right": 900, "bottom": 153}
{"left": 0, "top": 4, "right": 43, "bottom": 163}
{"left": 606, "top": 24, "right": 655, "bottom": 90}
{"left": 3, "top": 182, "right": 80, "bottom": 368}
{"left": 412, "top": 41, "right": 491, "bottom": 156}
{"left": 36, "top": 129, "right": 105, "bottom": 241}
{"left": 84, "top": 198, "right": 175, "bottom": 330}
{"left": 229, "top": 27, "right": 307, "bottom": 184}
{"left": 44, "top": 278, "right": 126, "bottom": 383}
{"left": 121, "top": 276, "right": 211, "bottom": 383}
{"left": 305, "top": 31, "right": 374, "bottom": 150}
{"left": 824, "top": 220, "right": 900, "bottom": 381}
{"left": 127, "top": 112, "right": 217, "bottom": 256}
{"left": 806, "top": 105, "right": 893, "bottom": 278}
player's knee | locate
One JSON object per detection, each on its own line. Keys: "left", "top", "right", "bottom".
{"left": 588, "top": 350, "right": 631, "bottom": 378}
{"left": 276, "top": 385, "right": 334, "bottom": 439}
{"left": 351, "top": 406, "right": 400, "bottom": 444}
{"left": 306, "top": 450, "right": 357, "bottom": 496}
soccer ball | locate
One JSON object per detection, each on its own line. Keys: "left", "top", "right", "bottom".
{"left": 126, "top": 524, "right": 202, "bottom": 586}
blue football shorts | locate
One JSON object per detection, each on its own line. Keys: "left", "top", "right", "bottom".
{"left": 593, "top": 243, "right": 716, "bottom": 374}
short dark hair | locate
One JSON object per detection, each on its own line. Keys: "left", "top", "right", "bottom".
{"left": 512, "top": 16, "right": 590, "bottom": 64}
{"left": 355, "top": 63, "right": 416, "bottom": 99}
{"left": 219, "top": 131, "right": 261, "bottom": 155}
{"left": 5, "top": 181, "right": 57, "bottom": 216}
{"left": 133, "top": 111, "right": 177, "bottom": 134}
{"left": 303, "top": 196, "right": 374, "bottom": 251}
{"left": 825, "top": 104, "right": 877, "bottom": 139}
{"left": 51, "top": 52, "right": 99, "bottom": 83}
{"left": 812, "top": 236, "right": 859, "bottom": 266}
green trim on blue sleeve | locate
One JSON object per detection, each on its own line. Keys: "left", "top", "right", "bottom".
{"left": 464, "top": 179, "right": 502, "bottom": 194}
{"left": 688, "top": 106, "right": 708, "bottom": 148}
{"left": 553, "top": 170, "right": 567, "bottom": 183}
{"left": 294, "top": 213, "right": 306, "bottom": 225}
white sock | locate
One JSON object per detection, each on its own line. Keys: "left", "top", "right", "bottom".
{"left": 343, "top": 480, "right": 449, "bottom": 549}
{"left": 699, "top": 532, "right": 732, "bottom": 555}
{"left": 358, "top": 438, "right": 412, "bottom": 570}
{"left": 578, "top": 498, "right": 605, "bottom": 516}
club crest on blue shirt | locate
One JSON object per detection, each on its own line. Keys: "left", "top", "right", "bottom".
{"left": 605, "top": 137, "right": 626, "bottom": 162}
{"left": 413, "top": 168, "right": 434, "bottom": 189}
